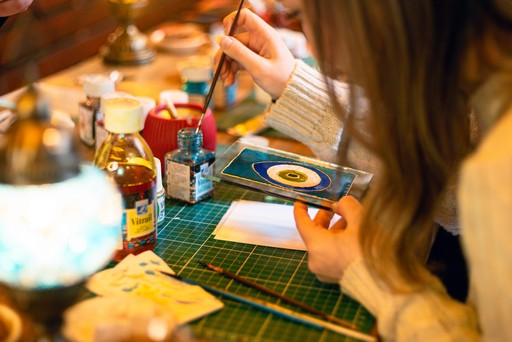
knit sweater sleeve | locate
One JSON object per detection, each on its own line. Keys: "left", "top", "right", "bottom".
{"left": 340, "top": 259, "right": 480, "bottom": 341}
{"left": 458, "top": 109, "right": 512, "bottom": 342}
{"left": 265, "top": 60, "right": 345, "bottom": 163}
{"left": 265, "top": 60, "right": 460, "bottom": 232}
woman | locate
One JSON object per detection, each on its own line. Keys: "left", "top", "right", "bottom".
{"left": 218, "top": 2, "right": 467, "bottom": 301}
{"left": 218, "top": 1, "right": 512, "bottom": 340}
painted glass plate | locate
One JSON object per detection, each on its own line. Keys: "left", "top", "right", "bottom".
{"left": 204, "top": 141, "right": 373, "bottom": 210}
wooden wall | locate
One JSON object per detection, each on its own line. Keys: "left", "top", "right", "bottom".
{"left": 0, "top": 0, "right": 203, "bottom": 95}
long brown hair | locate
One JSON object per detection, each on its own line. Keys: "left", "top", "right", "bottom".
{"left": 301, "top": 0, "right": 483, "bottom": 291}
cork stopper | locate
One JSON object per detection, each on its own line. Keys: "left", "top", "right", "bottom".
{"left": 83, "top": 75, "right": 115, "bottom": 97}
{"left": 104, "top": 98, "right": 143, "bottom": 134}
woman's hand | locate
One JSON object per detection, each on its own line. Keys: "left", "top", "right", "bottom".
{"left": 216, "top": 8, "right": 295, "bottom": 99}
{"left": 294, "top": 196, "right": 363, "bottom": 283}
{"left": 0, "top": 0, "right": 32, "bottom": 16}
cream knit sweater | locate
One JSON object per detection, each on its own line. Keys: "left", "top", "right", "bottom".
{"left": 266, "top": 61, "right": 512, "bottom": 340}
{"left": 341, "top": 76, "right": 512, "bottom": 341}
{"left": 266, "top": 60, "right": 459, "bottom": 233}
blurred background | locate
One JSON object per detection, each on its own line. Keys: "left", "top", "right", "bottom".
{"left": 0, "top": 0, "right": 302, "bottom": 95}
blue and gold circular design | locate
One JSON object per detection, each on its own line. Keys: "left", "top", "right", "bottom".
{"left": 253, "top": 162, "right": 331, "bottom": 191}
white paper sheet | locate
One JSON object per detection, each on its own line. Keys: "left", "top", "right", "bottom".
{"left": 214, "top": 200, "right": 320, "bottom": 251}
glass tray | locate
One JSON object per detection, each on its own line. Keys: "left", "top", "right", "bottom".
{"left": 204, "top": 141, "right": 373, "bottom": 210}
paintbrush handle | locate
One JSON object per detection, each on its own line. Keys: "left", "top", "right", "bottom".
{"left": 195, "top": 53, "right": 225, "bottom": 131}
{"left": 196, "top": 0, "right": 245, "bottom": 134}
{"left": 221, "top": 269, "right": 356, "bottom": 329}
{"left": 175, "top": 275, "right": 375, "bottom": 341}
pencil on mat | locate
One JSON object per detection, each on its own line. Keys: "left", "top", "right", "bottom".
{"left": 197, "top": 260, "right": 357, "bottom": 330}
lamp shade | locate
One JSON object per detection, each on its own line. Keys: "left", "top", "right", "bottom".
{"left": 0, "top": 166, "right": 122, "bottom": 289}
{"left": 0, "top": 84, "right": 123, "bottom": 290}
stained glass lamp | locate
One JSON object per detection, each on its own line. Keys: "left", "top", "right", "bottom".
{"left": 0, "top": 85, "right": 122, "bottom": 338}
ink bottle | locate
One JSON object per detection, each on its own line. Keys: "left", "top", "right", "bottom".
{"left": 164, "top": 127, "right": 215, "bottom": 203}
{"left": 178, "top": 58, "right": 213, "bottom": 108}
{"left": 78, "top": 75, "right": 115, "bottom": 147}
{"left": 213, "top": 79, "right": 238, "bottom": 109}
{"left": 94, "top": 97, "right": 157, "bottom": 261}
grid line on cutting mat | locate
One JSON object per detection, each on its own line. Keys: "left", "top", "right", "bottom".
{"left": 155, "top": 182, "right": 375, "bottom": 341}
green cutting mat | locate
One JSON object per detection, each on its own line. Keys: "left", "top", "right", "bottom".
{"left": 154, "top": 182, "right": 375, "bottom": 342}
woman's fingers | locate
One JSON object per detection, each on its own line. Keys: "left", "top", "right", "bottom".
{"left": 215, "top": 32, "right": 249, "bottom": 85}
{"left": 333, "top": 196, "right": 362, "bottom": 232}
{"left": 293, "top": 202, "right": 315, "bottom": 242}
{"left": 223, "top": 8, "right": 273, "bottom": 38}
{"left": 294, "top": 199, "right": 363, "bottom": 283}
{"left": 0, "top": 0, "right": 32, "bottom": 16}
{"left": 218, "top": 8, "right": 295, "bottom": 98}
{"left": 329, "top": 218, "right": 348, "bottom": 231}
{"left": 313, "top": 208, "right": 335, "bottom": 228}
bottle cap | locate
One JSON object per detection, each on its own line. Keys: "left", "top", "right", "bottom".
{"left": 179, "top": 66, "right": 212, "bottom": 82}
{"left": 177, "top": 56, "right": 213, "bottom": 82}
{"left": 159, "top": 90, "right": 189, "bottom": 105}
{"left": 104, "top": 98, "right": 143, "bottom": 134}
{"left": 83, "top": 75, "right": 116, "bottom": 97}
{"left": 135, "top": 96, "right": 157, "bottom": 127}
{"left": 154, "top": 157, "right": 163, "bottom": 192}
{"left": 100, "top": 92, "right": 133, "bottom": 113}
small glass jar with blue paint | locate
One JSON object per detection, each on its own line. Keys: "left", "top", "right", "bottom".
{"left": 164, "top": 127, "right": 215, "bottom": 203}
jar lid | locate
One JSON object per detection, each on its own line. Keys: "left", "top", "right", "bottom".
{"left": 104, "top": 98, "right": 143, "bottom": 134}
{"left": 100, "top": 92, "right": 133, "bottom": 113}
{"left": 83, "top": 75, "right": 116, "bottom": 97}
{"left": 135, "top": 96, "right": 157, "bottom": 127}
{"left": 180, "top": 67, "right": 212, "bottom": 82}
{"left": 178, "top": 56, "right": 213, "bottom": 82}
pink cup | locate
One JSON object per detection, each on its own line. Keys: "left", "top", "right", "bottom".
{"left": 142, "top": 103, "right": 217, "bottom": 164}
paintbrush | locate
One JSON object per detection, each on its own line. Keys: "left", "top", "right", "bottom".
{"left": 198, "top": 260, "right": 357, "bottom": 330}
{"left": 195, "top": 0, "right": 245, "bottom": 134}
{"left": 159, "top": 270, "right": 375, "bottom": 341}
{"left": 164, "top": 97, "right": 179, "bottom": 119}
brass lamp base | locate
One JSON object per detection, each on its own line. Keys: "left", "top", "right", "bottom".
{"left": 101, "top": 0, "right": 155, "bottom": 65}
{"left": 100, "top": 25, "right": 156, "bottom": 65}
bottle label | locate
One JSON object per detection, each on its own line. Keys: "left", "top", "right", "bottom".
{"left": 194, "top": 162, "right": 214, "bottom": 199}
{"left": 156, "top": 190, "right": 166, "bottom": 224}
{"left": 166, "top": 161, "right": 191, "bottom": 202}
{"left": 78, "top": 104, "right": 95, "bottom": 146}
{"left": 125, "top": 198, "right": 154, "bottom": 239}
{"left": 120, "top": 180, "right": 156, "bottom": 251}
{"left": 95, "top": 120, "right": 109, "bottom": 153}
{"left": 166, "top": 158, "right": 214, "bottom": 203}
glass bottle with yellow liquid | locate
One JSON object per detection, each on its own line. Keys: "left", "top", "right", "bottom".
{"left": 95, "top": 97, "right": 157, "bottom": 261}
